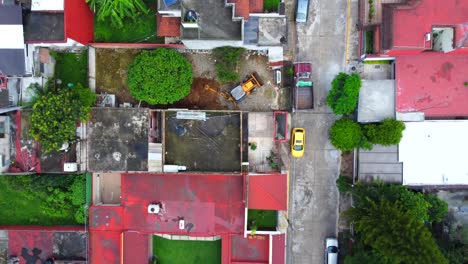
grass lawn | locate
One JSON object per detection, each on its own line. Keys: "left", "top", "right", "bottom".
{"left": 0, "top": 174, "right": 86, "bottom": 225}
{"left": 247, "top": 209, "right": 277, "bottom": 229}
{"left": 52, "top": 50, "right": 88, "bottom": 86}
{"left": 94, "top": 0, "right": 164, "bottom": 43}
{"left": 264, "top": 0, "right": 280, "bottom": 12}
{"left": 153, "top": 236, "right": 221, "bottom": 264}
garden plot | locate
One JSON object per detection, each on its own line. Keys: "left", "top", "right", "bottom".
{"left": 95, "top": 48, "right": 290, "bottom": 111}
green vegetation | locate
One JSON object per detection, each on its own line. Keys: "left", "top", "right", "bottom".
{"left": 365, "top": 31, "right": 374, "bottom": 54}
{"left": 342, "top": 182, "right": 449, "bottom": 264}
{"left": 247, "top": 209, "right": 277, "bottom": 230}
{"left": 436, "top": 224, "right": 468, "bottom": 264}
{"left": 212, "top": 46, "right": 246, "bottom": 83}
{"left": 326, "top": 72, "right": 361, "bottom": 115}
{"left": 363, "top": 60, "right": 392, "bottom": 65}
{"left": 30, "top": 83, "right": 96, "bottom": 152}
{"left": 94, "top": 0, "right": 164, "bottom": 43}
{"left": 363, "top": 119, "right": 406, "bottom": 146}
{"left": 336, "top": 176, "right": 353, "bottom": 193}
{"left": 464, "top": 81, "right": 468, "bottom": 87}
{"left": 330, "top": 119, "right": 363, "bottom": 151}
{"left": 249, "top": 142, "right": 257, "bottom": 151}
{"left": 368, "top": 0, "right": 375, "bottom": 22}
{"left": 86, "top": 0, "right": 149, "bottom": 29}
{"left": 153, "top": 236, "right": 221, "bottom": 264}
{"left": 51, "top": 50, "right": 88, "bottom": 86}
{"left": 330, "top": 119, "right": 405, "bottom": 150}
{"left": 264, "top": 0, "right": 280, "bottom": 12}
{"left": 0, "top": 174, "right": 87, "bottom": 225}
{"left": 127, "top": 48, "right": 193, "bottom": 104}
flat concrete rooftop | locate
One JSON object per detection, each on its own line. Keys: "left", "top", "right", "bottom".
{"left": 181, "top": 0, "right": 242, "bottom": 40}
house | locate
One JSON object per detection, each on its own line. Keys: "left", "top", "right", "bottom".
{"left": 356, "top": 0, "right": 468, "bottom": 185}
{"left": 358, "top": 0, "right": 468, "bottom": 56}
{"left": 90, "top": 172, "right": 287, "bottom": 264}
{"left": 157, "top": 0, "right": 286, "bottom": 66}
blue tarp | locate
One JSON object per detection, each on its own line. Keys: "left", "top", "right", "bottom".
{"left": 163, "top": 0, "right": 177, "bottom": 6}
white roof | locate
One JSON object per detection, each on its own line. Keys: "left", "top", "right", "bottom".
{"left": 31, "top": 0, "right": 64, "bottom": 11}
{"left": 399, "top": 121, "right": 468, "bottom": 186}
{"left": 0, "top": 25, "right": 24, "bottom": 49}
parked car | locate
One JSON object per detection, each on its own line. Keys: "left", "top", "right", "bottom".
{"left": 291, "top": 128, "right": 305, "bottom": 158}
{"left": 296, "top": 0, "right": 309, "bottom": 23}
{"left": 325, "top": 237, "right": 339, "bottom": 264}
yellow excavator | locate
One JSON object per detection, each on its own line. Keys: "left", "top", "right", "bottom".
{"left": 230, "top": 73, "right": 263, "bottom": 101}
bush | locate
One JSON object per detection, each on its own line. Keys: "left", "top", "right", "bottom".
{"left": 363, "top": 119, "right": 405, "bottom": 146}
{"left": 127, "top": 49, "right": 193, "bottom": 104}
{"left": 30, "top": 85, "right": 96, "bottom": 152}
{"left": 330, "top": 119, "right": 363, "bottom": 151}
{"left": 326, "top": 73, "right": 361, "bottom": 115}
{"left": 336, "top": 176, "right": 353, "bottom": 193}
{"left": 212, "top": 46, "right": 246, "bottom": 83}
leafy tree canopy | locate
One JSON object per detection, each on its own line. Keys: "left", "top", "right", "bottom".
{"left": 363, "top": 118, "right": 406, "bottom": 146}
{"left": 127, "top": 49, "right": 193, "bottom": 105}
{"left": 330, "top": 119, "right": 363, "bottom": 151}
{"left": 30, "top": 84, "right": 96, "bottom": 152}
{"left": 86, "top": 0, "right": 149, "bottom": 29}
{"left": 346, "top": 199, "right": 448, "bottom": 264}
{"left": 326, "top": 72, "right": 361, "bottom": 115}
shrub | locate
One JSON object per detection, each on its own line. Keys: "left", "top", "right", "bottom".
{"left": 336, "top": 176, "right": 353, "bottom": 193}
{"left": 363, "top": 119, "right": 405, "bottom": 146}
{"left": 127, "top": 49, "right": 193, "bottom": 104}
{"left": 326, "top": 73, "right": 361, "bottom": 115}
{"left": 86, "top": 0, "right": 149, "bottom": 29}
{"left": 212, "top": 46, "right": 246, "bottom": 83}
{"left": 330, "top": 119, "right": 363, "bottom": 151}
{"left": 30, "top": 85, "right": 96, "bottom": 152}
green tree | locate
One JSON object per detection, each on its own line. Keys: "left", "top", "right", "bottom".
{"left": 346, "top": 199, "right": 448, "bottom": 264}
{"left": 30, "top": 85, "right": 96, "bottom": 152}
{"left": 425, "top": 194, "right": 448, "bottom": 223}
{"left": 349, "top": 182, "right": 443, "bottom": 223}
{"left": 330, "top": 119, "right": 363, "bottom": 151}
{"left": 326, "top": 72, "right": 361, "bottom": 115}
{"left": 86, "top": 0, "right": 149, "bottom": 29}
{"left": 127, "top": 49, "right": 193, "bottom": 104}
{"left": 363, "top": 118, "right": 405, "bottom": 146}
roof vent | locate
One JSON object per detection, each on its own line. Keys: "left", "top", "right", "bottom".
{"left": 148, "top": 203, "right": 161, "bottom": 214}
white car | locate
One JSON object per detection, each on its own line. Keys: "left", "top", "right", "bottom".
{"left": 325, "top": 237, "right": 338, "bottom": 264}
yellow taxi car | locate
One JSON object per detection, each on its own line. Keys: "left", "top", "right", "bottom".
{"left": 291, "top": 128, "right": 305, "bottom": 158}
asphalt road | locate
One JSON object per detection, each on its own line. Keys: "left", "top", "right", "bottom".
{"left": 287, "top": 0, "right": 350, "bottom": 262}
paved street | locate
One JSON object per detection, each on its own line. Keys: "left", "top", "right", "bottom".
{"left": 287, "top": 0, "right": 355, "bottom": 262}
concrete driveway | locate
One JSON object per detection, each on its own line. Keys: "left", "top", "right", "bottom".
{"left": 287, "top": 0, "right": 350, "bottom": 262}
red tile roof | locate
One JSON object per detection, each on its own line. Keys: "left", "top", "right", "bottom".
{"left": 250, "top": 0, "right": 264, "bottom": 13}
{"left": 157, "top": 14, "right": 181, "bottom": 37}
{"left": 391, "top": 0, "right": 468, "bottom": 51}
{"left": 65, "top": 0, "right": 94, "bottom": 44}
{"left": 396, "top": 52, "right": 468, "bottom": 117}
{"left": 231, "top": 234, "right": 269, "bottom": 263}
{"left": 123, "top": 232, "right": 149, "bottom": 264}
{"left": 272, "top": 234, "right": 286, "bottom": 264}
{"left": 248, "top": 174, "right": 288, "bottom": 211}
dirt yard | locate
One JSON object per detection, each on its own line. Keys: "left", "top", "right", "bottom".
{"left": 95, "top": 48, "right": 291, "bottom": 111}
